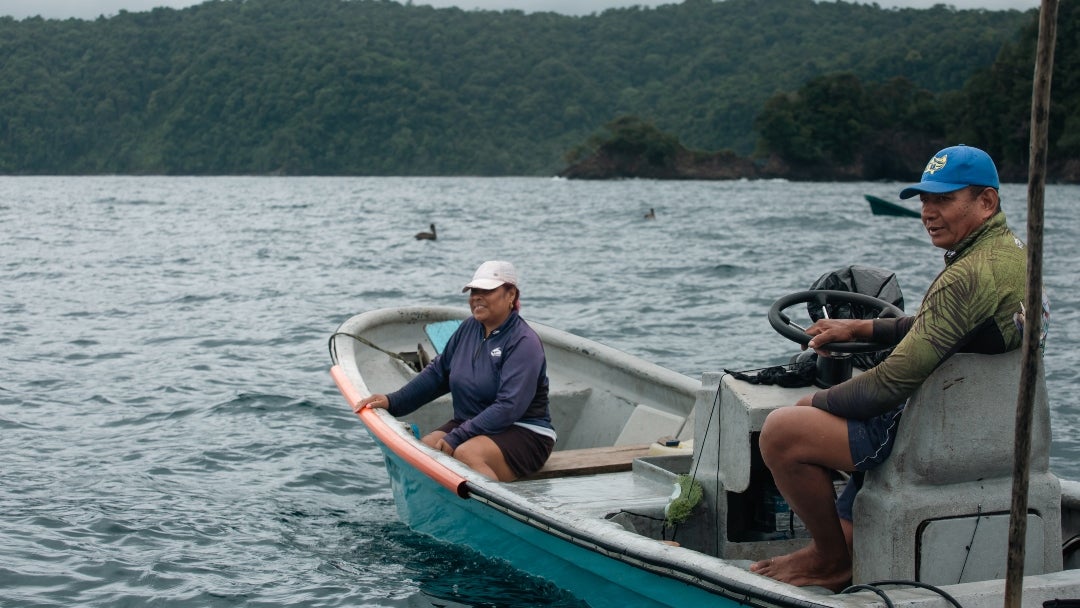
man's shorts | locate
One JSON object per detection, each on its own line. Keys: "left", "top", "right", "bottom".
{"left": 836, "top": 404, "right": 905, "bottom": 521}
{"left": 436, "top": 419, "right": 555, "bottom": 479}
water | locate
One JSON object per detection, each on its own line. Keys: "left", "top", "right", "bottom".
{"left": 1, "top": 176, "right": 1077, "bottom": 607}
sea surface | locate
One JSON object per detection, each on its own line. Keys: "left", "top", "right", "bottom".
{"left": 1, "top": 176, "right": 1077, "bottom": 607}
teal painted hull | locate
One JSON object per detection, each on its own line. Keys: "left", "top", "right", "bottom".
{"left": 374, "top": 438, "right": 747, "bottom": 608}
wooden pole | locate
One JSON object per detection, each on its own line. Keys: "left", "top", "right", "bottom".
{"left": 1004, "top": 0, "right": 1057, "bottom": 605}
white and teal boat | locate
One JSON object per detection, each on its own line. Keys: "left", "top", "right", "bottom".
{"left": 329, "top": 301, "right": 1080, "bottom": 608}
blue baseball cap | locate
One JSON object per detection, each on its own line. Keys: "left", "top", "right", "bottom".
{"left": 899, "top": 145, "right": 1000, "bottom": 199}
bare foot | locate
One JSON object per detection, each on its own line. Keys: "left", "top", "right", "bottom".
{"left": 750, "top": 543, "right": 851, "bottom": 592}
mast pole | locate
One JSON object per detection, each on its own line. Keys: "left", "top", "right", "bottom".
{"left": 1004, "top": 0, "right": 1058, "bottom": 605}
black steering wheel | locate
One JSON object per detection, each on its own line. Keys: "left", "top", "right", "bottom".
{"left": 768, "top": 290, "right": 905, "bottom": 355}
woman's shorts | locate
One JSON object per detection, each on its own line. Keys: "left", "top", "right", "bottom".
{"left": 436, "top": 420, "right": 555, "bottom": 479}
{"left": 836, "top": 405, "right": 904, "bottom": 521}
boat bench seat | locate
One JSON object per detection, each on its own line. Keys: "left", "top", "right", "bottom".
{"left": 522, "top": 444, "right": 652, "bottom": 480}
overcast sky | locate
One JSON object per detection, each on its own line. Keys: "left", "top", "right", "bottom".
{"left": 0, "top": 0, "right": 1041, "bottom": 20}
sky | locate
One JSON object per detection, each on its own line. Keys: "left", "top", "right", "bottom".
{"left": 0, "top": 0, "right": 1042, "bottom": 20}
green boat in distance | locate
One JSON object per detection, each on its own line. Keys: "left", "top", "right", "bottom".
{"left": 864, "top": 194, "right": 921, "bottom": 218}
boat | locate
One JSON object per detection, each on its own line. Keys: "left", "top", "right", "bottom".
{"left": 864, "top": 194, "right": 921, "bottom": 218}
{"left": 328, "top": 302, "right": 1080, "bottom": 607}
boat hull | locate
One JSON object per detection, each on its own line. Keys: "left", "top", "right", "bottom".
{"left": 372, "top": 435, "right": 751, "bottom": 608}
{"left": 331, "top": 306, "right": 1080, "bottom": 608}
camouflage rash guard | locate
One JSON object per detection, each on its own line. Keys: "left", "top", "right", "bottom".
{"left": 812, "top": 211, "right": 1027, "bottom": 420}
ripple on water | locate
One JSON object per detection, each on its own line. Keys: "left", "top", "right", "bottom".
{"left": 2, "top": 177, "right": 1079, "bottom": 607}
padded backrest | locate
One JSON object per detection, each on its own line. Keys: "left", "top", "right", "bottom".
{"left": 881, "top": 350, "right": 1049, "bottom": 486}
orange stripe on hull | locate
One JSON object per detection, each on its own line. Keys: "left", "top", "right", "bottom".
{"left": 330, "top": 365, "right": 469, "bottom": 498}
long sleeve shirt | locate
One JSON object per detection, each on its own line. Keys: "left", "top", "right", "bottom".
{"left": 813, "top": 212, "right": 1027, "bottom": 419}
{"left": 385, "top": 311, "right": 553, "bottom": 450}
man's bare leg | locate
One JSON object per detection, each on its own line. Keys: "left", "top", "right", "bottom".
{"left": 749, "top": 406, "right": 854, "bottom": 591}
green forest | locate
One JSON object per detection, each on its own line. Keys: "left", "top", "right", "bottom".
{"left": 0, "top": 0, "right": 1074, "bottom": 178}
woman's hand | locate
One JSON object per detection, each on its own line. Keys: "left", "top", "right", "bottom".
{"left": 355, "top": 394, "right": 389, "bottom": 412}
{"left": 422, "top": 433, "right": 455, "bottom": 455}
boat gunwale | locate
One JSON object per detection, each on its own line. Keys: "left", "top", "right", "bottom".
{"left": 331, "top": 363, "right": 470, "bottom": 497}
{"left": 333, "top": 305, "right": 700, "bottom": 395}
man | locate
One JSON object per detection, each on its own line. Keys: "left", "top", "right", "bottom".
{"left": 749, "top": 145, "right": 1027, "bottom": 591}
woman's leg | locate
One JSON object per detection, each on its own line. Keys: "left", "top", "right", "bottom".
{"left": 453, "top": 435, "right": 516, "bottom": 481}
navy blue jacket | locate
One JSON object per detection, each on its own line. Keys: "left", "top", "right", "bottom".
{"left": 386, "top": 311, "right": 553, "bottom": 450}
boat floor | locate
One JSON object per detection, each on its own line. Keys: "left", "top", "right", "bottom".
{"left": 510, "top": 470, "right": 673, "bottom": 518}
{"left": 507, "top": 467, "right": 821, "bottom": 592}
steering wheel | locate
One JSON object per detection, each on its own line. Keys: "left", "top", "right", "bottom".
{"left": 768, "top": 290, "right": 905, "bottom": 354}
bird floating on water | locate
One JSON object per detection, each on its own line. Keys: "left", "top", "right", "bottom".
{"left": 644, "top": 208, "right": 656, "bottom": 220}
{"left": 415, "top": 223, "right": 437, "bottom": 240}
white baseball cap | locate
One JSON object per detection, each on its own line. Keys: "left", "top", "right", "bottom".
{"left": 462, "top": 260, "right": 518, "bottom": 292}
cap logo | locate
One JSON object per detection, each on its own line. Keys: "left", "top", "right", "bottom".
{"left": 924, "top": 154, "right": 948, "bottom": 175}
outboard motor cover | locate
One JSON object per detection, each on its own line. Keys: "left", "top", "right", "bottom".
{"left": 808, "top": 265, "right": 905, "bottom": 370}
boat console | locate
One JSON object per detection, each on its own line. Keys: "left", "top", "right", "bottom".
{"left": 690, "top": 349, "right": 1062, "bottom": 586}
{"left": 691, "top": 371, "right": 817, "bottom": 559}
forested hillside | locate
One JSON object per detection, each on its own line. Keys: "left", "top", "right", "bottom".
{"left": 0, "top": 0, "right": 1032, "bottom": 175}
{"left": 749, "top": 0, "right": 1080, "bottom": 182}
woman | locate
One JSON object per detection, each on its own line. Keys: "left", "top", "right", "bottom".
{"left": 358, "top": 261, "right": 555, "bottom": 481}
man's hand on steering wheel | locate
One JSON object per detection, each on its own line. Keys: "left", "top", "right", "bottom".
{"left": 805, "top": 319, "right": 874, "bottom": 355}
{"left": 769, "top": 290, "right": 904, "bottom": 355}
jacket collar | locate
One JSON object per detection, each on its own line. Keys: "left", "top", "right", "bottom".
{"left": 483, "top": 309, "right": 519, "bottom": 338}
{"left": 944, "top": 211, "right": 1008, "bottom": 265}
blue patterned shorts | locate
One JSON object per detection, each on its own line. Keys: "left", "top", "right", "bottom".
{"left": 836, "top": 405, "right": 905, "bottom": 521}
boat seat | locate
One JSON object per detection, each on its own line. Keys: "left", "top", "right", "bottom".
{"left": 546, "top": 381, "right": 592, "bottom": 445}
{"left": 614, "top": 403, "right": 687, "bottom": 446}
{"left": 425, "top": 319, "right": 462, "bottom": 354}
{"left": 853, "top": 350, "right": 1062, "bottom": 585}
{"left": 521, "top": 444, "right": 652, "bottom": 480}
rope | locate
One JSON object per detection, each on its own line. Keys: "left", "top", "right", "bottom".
{"left": 841, "top": 584, "right": 895, "bottom": 608}
{"left": 673, "top": 374, "right": 725, "bottom": 545}
{"left": 842, "top": 580, "right": 964, "bottom": 608}
{"left": 958, "top": 504, "right": 983, "bottom": 583}
{"left": 611, "top": 373, "right": 725, "bottom": 543}
{"left": 327, "top": 331, "right": 414, "bottom": 366}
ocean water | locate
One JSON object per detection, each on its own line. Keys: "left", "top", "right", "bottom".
{"left": 1, "top": 176, "right": 1077, "bottom": 607}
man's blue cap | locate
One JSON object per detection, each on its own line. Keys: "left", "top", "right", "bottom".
{"left": 899, "top": 145, "right": 1000, "bottom": 199}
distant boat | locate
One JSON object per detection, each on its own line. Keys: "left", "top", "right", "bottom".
{"left": 864, "top": 194, "right": 920, "bottom": 218}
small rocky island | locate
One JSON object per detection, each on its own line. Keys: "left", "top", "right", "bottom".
{"left": 558, "top": 116, "right": 760, "bottom": 180}
{"left": 557, "top": 116, "right": 926, "bottom": 182}
{"left": 558, "top": 116, "right": 1080, "bottom": 183}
